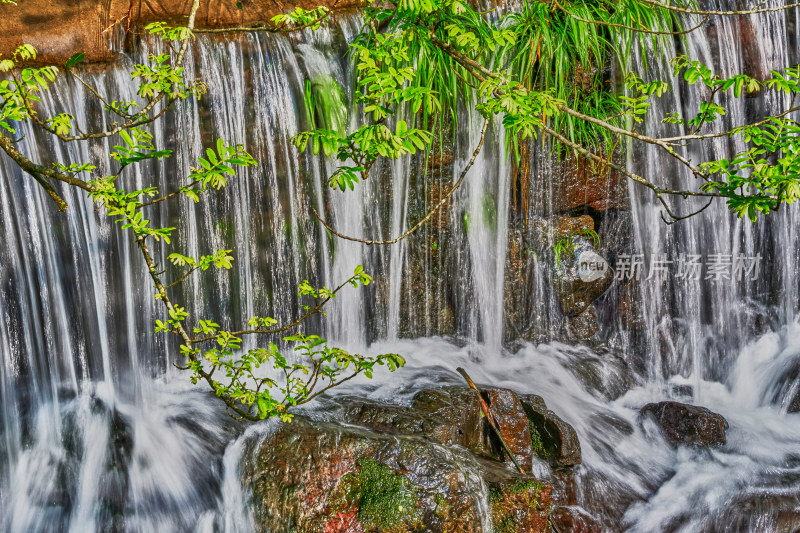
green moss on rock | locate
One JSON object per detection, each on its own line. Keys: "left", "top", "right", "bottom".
{"left": 332, "top": 458, "right": 423, "bottom": 532}
{"left": 489, "top": 478, "right": 551, "bottom": 533}
{"left": 433, "top": 492, "right": 452, "bottom": 519}
{"left": 529, "top": 422, "right": 546, "bottom": 457}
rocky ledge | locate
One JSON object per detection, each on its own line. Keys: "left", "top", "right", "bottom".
{"left": 239, "top": 385, "right": 596, "bottom": 532}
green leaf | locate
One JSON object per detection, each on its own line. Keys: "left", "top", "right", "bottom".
{"left": 65, "top": 53, "right": 85, "bottom": 70}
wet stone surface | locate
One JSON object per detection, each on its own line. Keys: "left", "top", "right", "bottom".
{"left": 240, "top": 385, "right": 585, "bottom": 532}
{"left": 640, "top": 401, "right": 728, "bottom": 447}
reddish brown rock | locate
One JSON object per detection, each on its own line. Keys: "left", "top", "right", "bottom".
{"left": 0, "top": 0, "right": 356, "bottom": 64}
{"left": 541, "top": 154, "right": 627, "bottom": 214}
{"left": 481, "top": 388, "right": 534, "bottom": 472}
{"left": 550, "top": 506, "right": 604, "bottom": 533}
{"left": 488, "top": 477, "right": 553, "bottom": 533}
{"left": 241, "top": 415, "right": 553, "bottom": 533}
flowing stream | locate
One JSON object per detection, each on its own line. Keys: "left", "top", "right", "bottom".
{"left": 1, "top": 4, "right": 800, "bottom": 531}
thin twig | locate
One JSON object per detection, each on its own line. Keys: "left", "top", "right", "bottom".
{"left": 553, "top": 0, "right": 711, "bottom": 35}
{"left": 638, "top": 0, "right": 800, "bottom": 17}
{"left": 312, "top": 118, "right": 489, "bottom": 245}
{"left": 190, "top": 273, "right": 360, "bottom": 343}
{"left": 457, "top": 367, "right": 525, "bottom": 474}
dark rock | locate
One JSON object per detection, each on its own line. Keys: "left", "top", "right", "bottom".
{"left": 340, "top": 386, "right": 483, "bottom": 449}
{"left": 565, "top": 305, "right": 599, "bottom": 340}
{"left": 790, "top": 393, "right": 800, "bottom": 414}
{"left": 640, "top": 401, "right": 728, "bottom": 447}
{"left": 241, "top": 416, "right": 553, "bottom": 533}
{"left": 520, "top": 395, "right": 582, "bottom": 467}
{"left": 411, "top": 386, "right": 484, "bottom": 447}
{"left": 670, "top": 384, "right": 694, "bottom": 399}
{"left": 765, "top": 358, "right": 800, "bottom": 413}
{"left": 553, "top": 237, "right": 614, "bottom": 318}
{"left": 567, "top": 351, "right": 636, "bottom": 401}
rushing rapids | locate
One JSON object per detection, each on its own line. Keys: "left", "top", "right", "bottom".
{"left": 1, "top": 3, "right": 800, "bottom": 531}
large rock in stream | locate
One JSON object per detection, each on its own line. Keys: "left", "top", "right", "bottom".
{"left": 240, "top": 385, "right": 589, "bottom": 532}
{"left": 640, "top": 401, "right": 728, "bottom": 447}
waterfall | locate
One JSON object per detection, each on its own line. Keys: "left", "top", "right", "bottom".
{"left": 1, "top": 4, "right": 800, "bottom": 531}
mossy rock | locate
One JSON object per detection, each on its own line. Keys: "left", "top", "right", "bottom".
{"left": 330, "top": 458, "right": 423, "bottom": 532}
{"left": 488, "top": 478, "right": 552, "bottom": 533}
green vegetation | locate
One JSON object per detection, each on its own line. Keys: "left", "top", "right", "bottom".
{"left": 553, "top": 227, "right": 600, "bottom": 267}
{"left": 528, "top": 421, "right": 546, "bottom": 457}
{"left": 331, "top": 458, "right": 423, "bottom": 531}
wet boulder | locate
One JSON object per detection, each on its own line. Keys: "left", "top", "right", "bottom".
{"left": 340, "top": 385, "right": 538, "bottom": 473}
{"left": 481, "top": 388, "right": 535, "bottom": 472}
{"left": 520, "top": 394, "right": 582, "bottom": 467}
{"left": 553, "top": 237, "right": 614, "bottom": 318}
{"left": 241, "top": 416, "right": 553, "bottom": 533}
{"left": 640, "top": 401, "right": 728, "bottom": 447}
{"left": 339, "top": 386, "right": 483, "bottom": 450}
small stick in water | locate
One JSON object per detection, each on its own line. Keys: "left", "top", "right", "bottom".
{"left": 456, "top": 367, "right": 525, "bottom": 474}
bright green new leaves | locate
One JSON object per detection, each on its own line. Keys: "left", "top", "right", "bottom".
{"left": 766, "top": 66, "right": 800, "bottom": 94}
{"left": 45, "top": 113, "right": 74, "bottom": 136}
{"left": 90, "top": 181, "right": 175, "bottom": 243}
{"left": 195, "top": 331, "right": 404, "bottom": 421}
{"left": 132, "top": 53, "right": 205, "bottom": 100}
{"left": 168, "top": 249, "right": 235, "bottom": 271}
{"left": 650, "top": 60, "right": 800, "bottom": 221}
{"left": 0, "top": 45, "right": 60, "bottom": 134}
{"left": 145, "top": 21, "right": 195, "bottom": 42}
{"left": 352, "top": 32, "right": 440, "bottom": 120}
{"left": 351, "top": 264, "right": 373, "bottom": 286}
{"left": 701, "top": 118, "right": 800, "bottom": 221}
{"left": 154, "top": 305, "right": 189, "bottom": 334}
{"left": 292, "top": 120, "right": 431, "bottom": 190}
{"left": 666, "top": 56, "right": 760, "bottom": 131}
{"left": 92, "top": 137, "right": 256, "bottom": 244}
{"left": 0, "top": 79, "right": 29, "bottom": 133}
{"left": 622, "top": 73, "right": 670, "bottom": 124}
{"left": 54, "top": 161, "right": 96, "bottom": 174}
{"left": 111, "top": 127, "right": 173, "bottom": 168}
{"left": 183, "top": 138, "right": 258, "bottom": 199}
{"left": 271, "top": 5, "right": 331, "bottom": 30}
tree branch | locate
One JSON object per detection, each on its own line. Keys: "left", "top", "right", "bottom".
{"left": 190, "top": 272, "right": 362, "bottom": 343}
{"left": 638, "top": 0, "right": 800, "bottom": 17}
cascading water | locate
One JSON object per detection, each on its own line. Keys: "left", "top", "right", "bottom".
{"left": 1, "top": 4, "right": 800, "bottom": 531}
